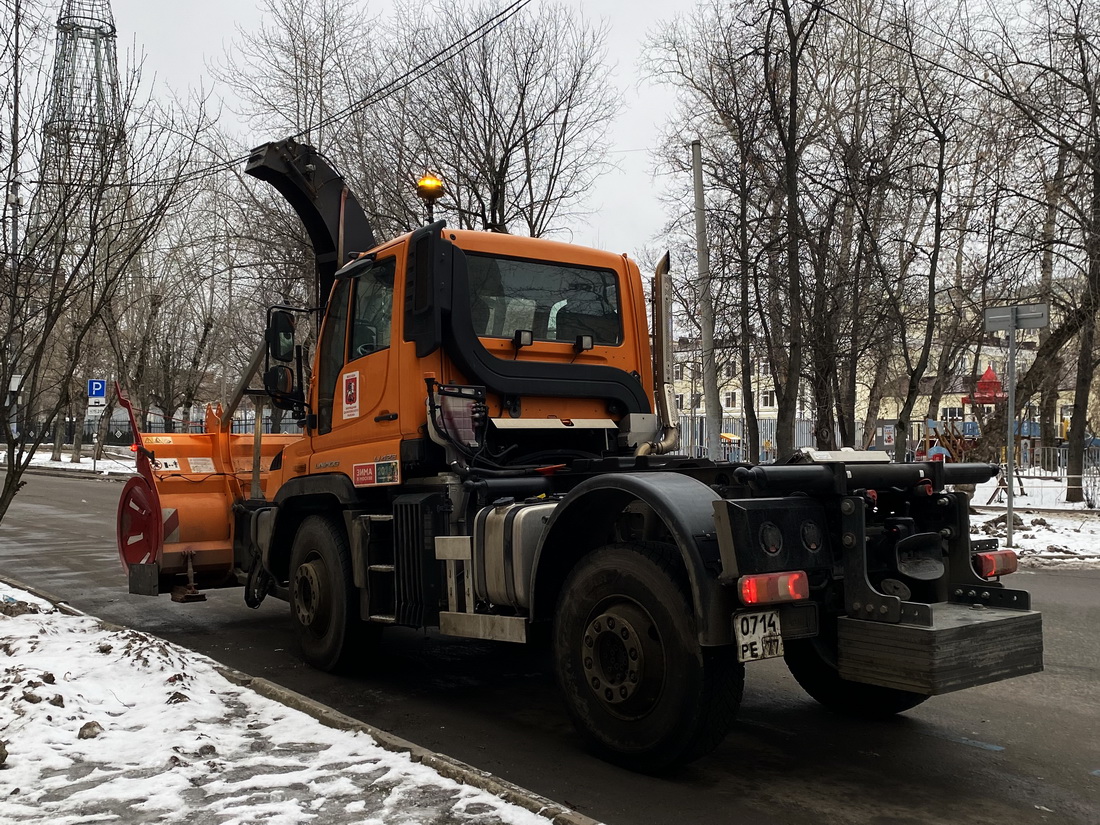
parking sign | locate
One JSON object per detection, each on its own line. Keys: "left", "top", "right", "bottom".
{"left": 88, "top": 378, "right": 107, "bottom": 406}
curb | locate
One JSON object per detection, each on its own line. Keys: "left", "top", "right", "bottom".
{"left": 10, "top": 464, "right": 132, "bottom": 483}
{"left": 0, "top": 573, "right": 602, "bottom": 825}
{"left": 215, "top": 666, "right": 600, "bottom": 825}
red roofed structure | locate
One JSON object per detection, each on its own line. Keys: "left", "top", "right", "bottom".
{"left": 961, "top": 365, "right": 1007, "bottom": 405}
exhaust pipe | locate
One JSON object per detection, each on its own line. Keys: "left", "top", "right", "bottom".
{"left": 636, "top": 251, "right": 680, "bottom": 456}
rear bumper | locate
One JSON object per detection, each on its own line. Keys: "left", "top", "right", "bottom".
{"left": 837, "top": 603, "right": 1043, "bottom": 695}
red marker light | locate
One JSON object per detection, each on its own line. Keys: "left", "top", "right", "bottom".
{"left": 130, "top": 443, "right": 139, "bottom": 452}
{"left": 974, "top": 550, "right": 1018, "bottom": 578}
{"left": 738, "top": 571, "right": 809, "bottom": 606}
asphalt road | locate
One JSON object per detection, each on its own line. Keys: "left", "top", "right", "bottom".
{"left": 1, "top": 472, "right": 1098, "bottom": 825}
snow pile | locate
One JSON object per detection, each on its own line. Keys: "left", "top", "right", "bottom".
{"left": 0, "top": 583, "right": 551, "bottom": 825}
{"left": 970, "top": 511, "right": 1100, "bottom": 568}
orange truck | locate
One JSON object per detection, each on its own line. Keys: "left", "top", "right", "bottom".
{"left": 117, "top": 139, "right": 1042, "bottom": 771}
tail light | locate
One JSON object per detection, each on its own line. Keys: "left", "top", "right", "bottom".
{"left": 974, "top": 550, "right": 1018, "bottom": 578}
{"left": 738, "top": 571, "right": 809, "bottom": 606}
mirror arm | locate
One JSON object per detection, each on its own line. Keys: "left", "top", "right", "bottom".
{"left": 295, "top": 345, "right": 308, "bottom": 410}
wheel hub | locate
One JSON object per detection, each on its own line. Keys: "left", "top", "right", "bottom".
{"left": 581, "top": 610, "right": 645, "bottom": 705}
{"left": 293, "top": 559, "right": 326, "bottom": 628}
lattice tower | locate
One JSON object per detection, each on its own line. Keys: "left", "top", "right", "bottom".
{"left": 35, "top": 0, "right": 126, "bottom": 229}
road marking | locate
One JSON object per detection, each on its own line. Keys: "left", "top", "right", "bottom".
{"left": 1090, "top": 769, "right": 1100, "bottom": 777}
{"left": 922, "top": 730, "right": 1006, "bottom": 752}
{"left": 941, "top": 734, "right": 1005, "bottom": 752}
{"left": 737, "top": 719, "right": 796, "bottom": 738}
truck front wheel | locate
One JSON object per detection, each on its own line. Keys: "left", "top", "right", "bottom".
{"left": 553, "top": 542, "right": 743, "bottom": 772}
{"left": 784, "top": 636, "right": 929, "bottom": 717}
{"left": 289, "top": 515, "right": 375, "bottom": 672}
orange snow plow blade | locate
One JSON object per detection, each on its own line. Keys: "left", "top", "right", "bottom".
{"left": 115, "top": 384, "right": 299, "bottom": 597}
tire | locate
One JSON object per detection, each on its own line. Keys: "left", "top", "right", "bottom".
{"left": 289, "top": 515, "right": 378, "bottom": 672}
{"left": 553, "top": 542, "right": 744, "bottom": 773}
{"left": 784, "top": 635, "right": 929, "bottom": 717}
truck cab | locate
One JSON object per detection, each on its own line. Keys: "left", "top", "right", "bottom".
{"left": 268, "top": 225, "right": 657, "bottom": 496}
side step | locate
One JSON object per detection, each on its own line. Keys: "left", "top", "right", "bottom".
{"left": 434, "top": 535, "right": 527, "bottom": 643}
{"left": 438, "top": 612, "right": 527, "bottom": 643}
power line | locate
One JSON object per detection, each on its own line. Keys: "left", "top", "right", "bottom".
{"left": 25, "top": 0, "right": 535, "bottom": 193}
{"left": 312, "top": 0, "right": 533, "bottom": 141}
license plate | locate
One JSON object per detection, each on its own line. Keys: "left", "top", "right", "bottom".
{"left": 734, "top": 610, "right": 784, "bottom": 662}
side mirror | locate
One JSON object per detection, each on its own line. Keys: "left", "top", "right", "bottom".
{"left": 266, "top": 310, "right": 295, "bottom": 363}
{"left": 264, "top": 365, "right": 295, "bottom": 395}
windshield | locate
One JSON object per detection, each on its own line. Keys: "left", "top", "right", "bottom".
{"left": 466, "top": 253, "right": 621, "bottom": 345}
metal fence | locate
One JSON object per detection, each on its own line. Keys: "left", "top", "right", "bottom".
{"left": 1028, "top": 446, "right": 1100, "bottom": 474}
{"left": 675, "top": 415, "right": 866, "bottom": 462}
{"left": 16, "top": 412, "right": 302, "bottom": 448}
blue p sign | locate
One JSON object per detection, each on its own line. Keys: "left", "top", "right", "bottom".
{"left": 88, "top": 379, "right": 107, "bottom": 398}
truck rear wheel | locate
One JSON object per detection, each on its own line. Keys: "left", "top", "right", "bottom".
{"left": 784, "top": 636, "right": 929, "bottom": 717}
{"left": 553, "top": 542, "right": 743, "bottom": 772}
{"left": 289, "top": 515, "right": 377, "bottom": 672}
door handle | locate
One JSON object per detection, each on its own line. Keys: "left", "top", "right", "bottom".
{"left": 374, "top": 412, "right": 398, "bottom": 422}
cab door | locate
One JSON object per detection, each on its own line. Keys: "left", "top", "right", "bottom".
{"left": 310, "top": 252, "right": 404, "bottom": 489}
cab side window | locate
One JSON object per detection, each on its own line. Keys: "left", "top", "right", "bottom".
{"left": 316, "top": 280, "right": 351, "bottom": 435}
{"left": 466, "top": 254, "right": 621, "bottom": 345}
{"left": 349, "top": 257, "right": 396, "bottom": 360}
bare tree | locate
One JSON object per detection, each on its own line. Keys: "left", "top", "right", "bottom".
{"left": 957, "top": 0, "right": 1100, "bottom": 499}
{"left": 385, "top": 0, "right": 620, "bottom": 237}
{"left": 0, "top": 3, "right": 214, "bottom": 523}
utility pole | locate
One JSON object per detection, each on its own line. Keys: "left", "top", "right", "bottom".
{"left": 691, "top": 140, "right": 721, "bottom": 461}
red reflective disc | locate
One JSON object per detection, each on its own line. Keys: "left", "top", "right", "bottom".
{"left": 116, "top": 475, "right": 163, "bottom": 570}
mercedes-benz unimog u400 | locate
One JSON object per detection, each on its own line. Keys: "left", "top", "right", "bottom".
{"left": 117, "top": 139, "right": 1042, "bottom": 771}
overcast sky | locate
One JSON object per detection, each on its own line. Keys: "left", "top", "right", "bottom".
{"left": 109, "top": 0, "right": 682, "bottom": 261}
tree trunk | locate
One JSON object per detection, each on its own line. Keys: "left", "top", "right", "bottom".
{"left": 861, "top": 357, "right": 891, "bottom": 450}
{"left": 1039, "top": 147, "right": 1066, "bottom": 472}
{"left": 51, "top": 385, "right": 70, "bottom": 461}
{"left": 1039, "top": 369, "right": 1061, "bottom": 472}
{"left": 0, "top": 469, "right": 26, "bottom": 527}
{"left": 94, "top": 392, "right": 118, "bottom": 461}
{"left": 270, "top": 405, "right": 285, "bottom": 435}
{"left": 70, "top": 396, "right": 89, "bottom": 463}
{"left": 812, "top": 354, "right": 837, "bottom": 449}
{"left": 738, "top": 162, "right": 759, "bottom": 464}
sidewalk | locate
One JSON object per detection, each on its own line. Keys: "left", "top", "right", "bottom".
{"left": 0, "top": 578, "right": 598, "bottom": 825}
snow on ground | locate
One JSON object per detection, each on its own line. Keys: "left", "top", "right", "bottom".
{"left": 969, "top": 509, "right": 1100, "bottom": 569}
{"left": 0, "top": 581, "right": 554, "bottom": 825}
{"left": 971, "top": 472, "right": 1094, "bottom": 510}
{"left": 6, "top": 449, "right": 136, "bottom": 476}
{"left": 968, "top": 475, "right": 1100, "bottom": 568}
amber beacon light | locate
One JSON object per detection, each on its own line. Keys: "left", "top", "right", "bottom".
{"left": 417, "top": 173, "right": 445, "bottom": 221}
